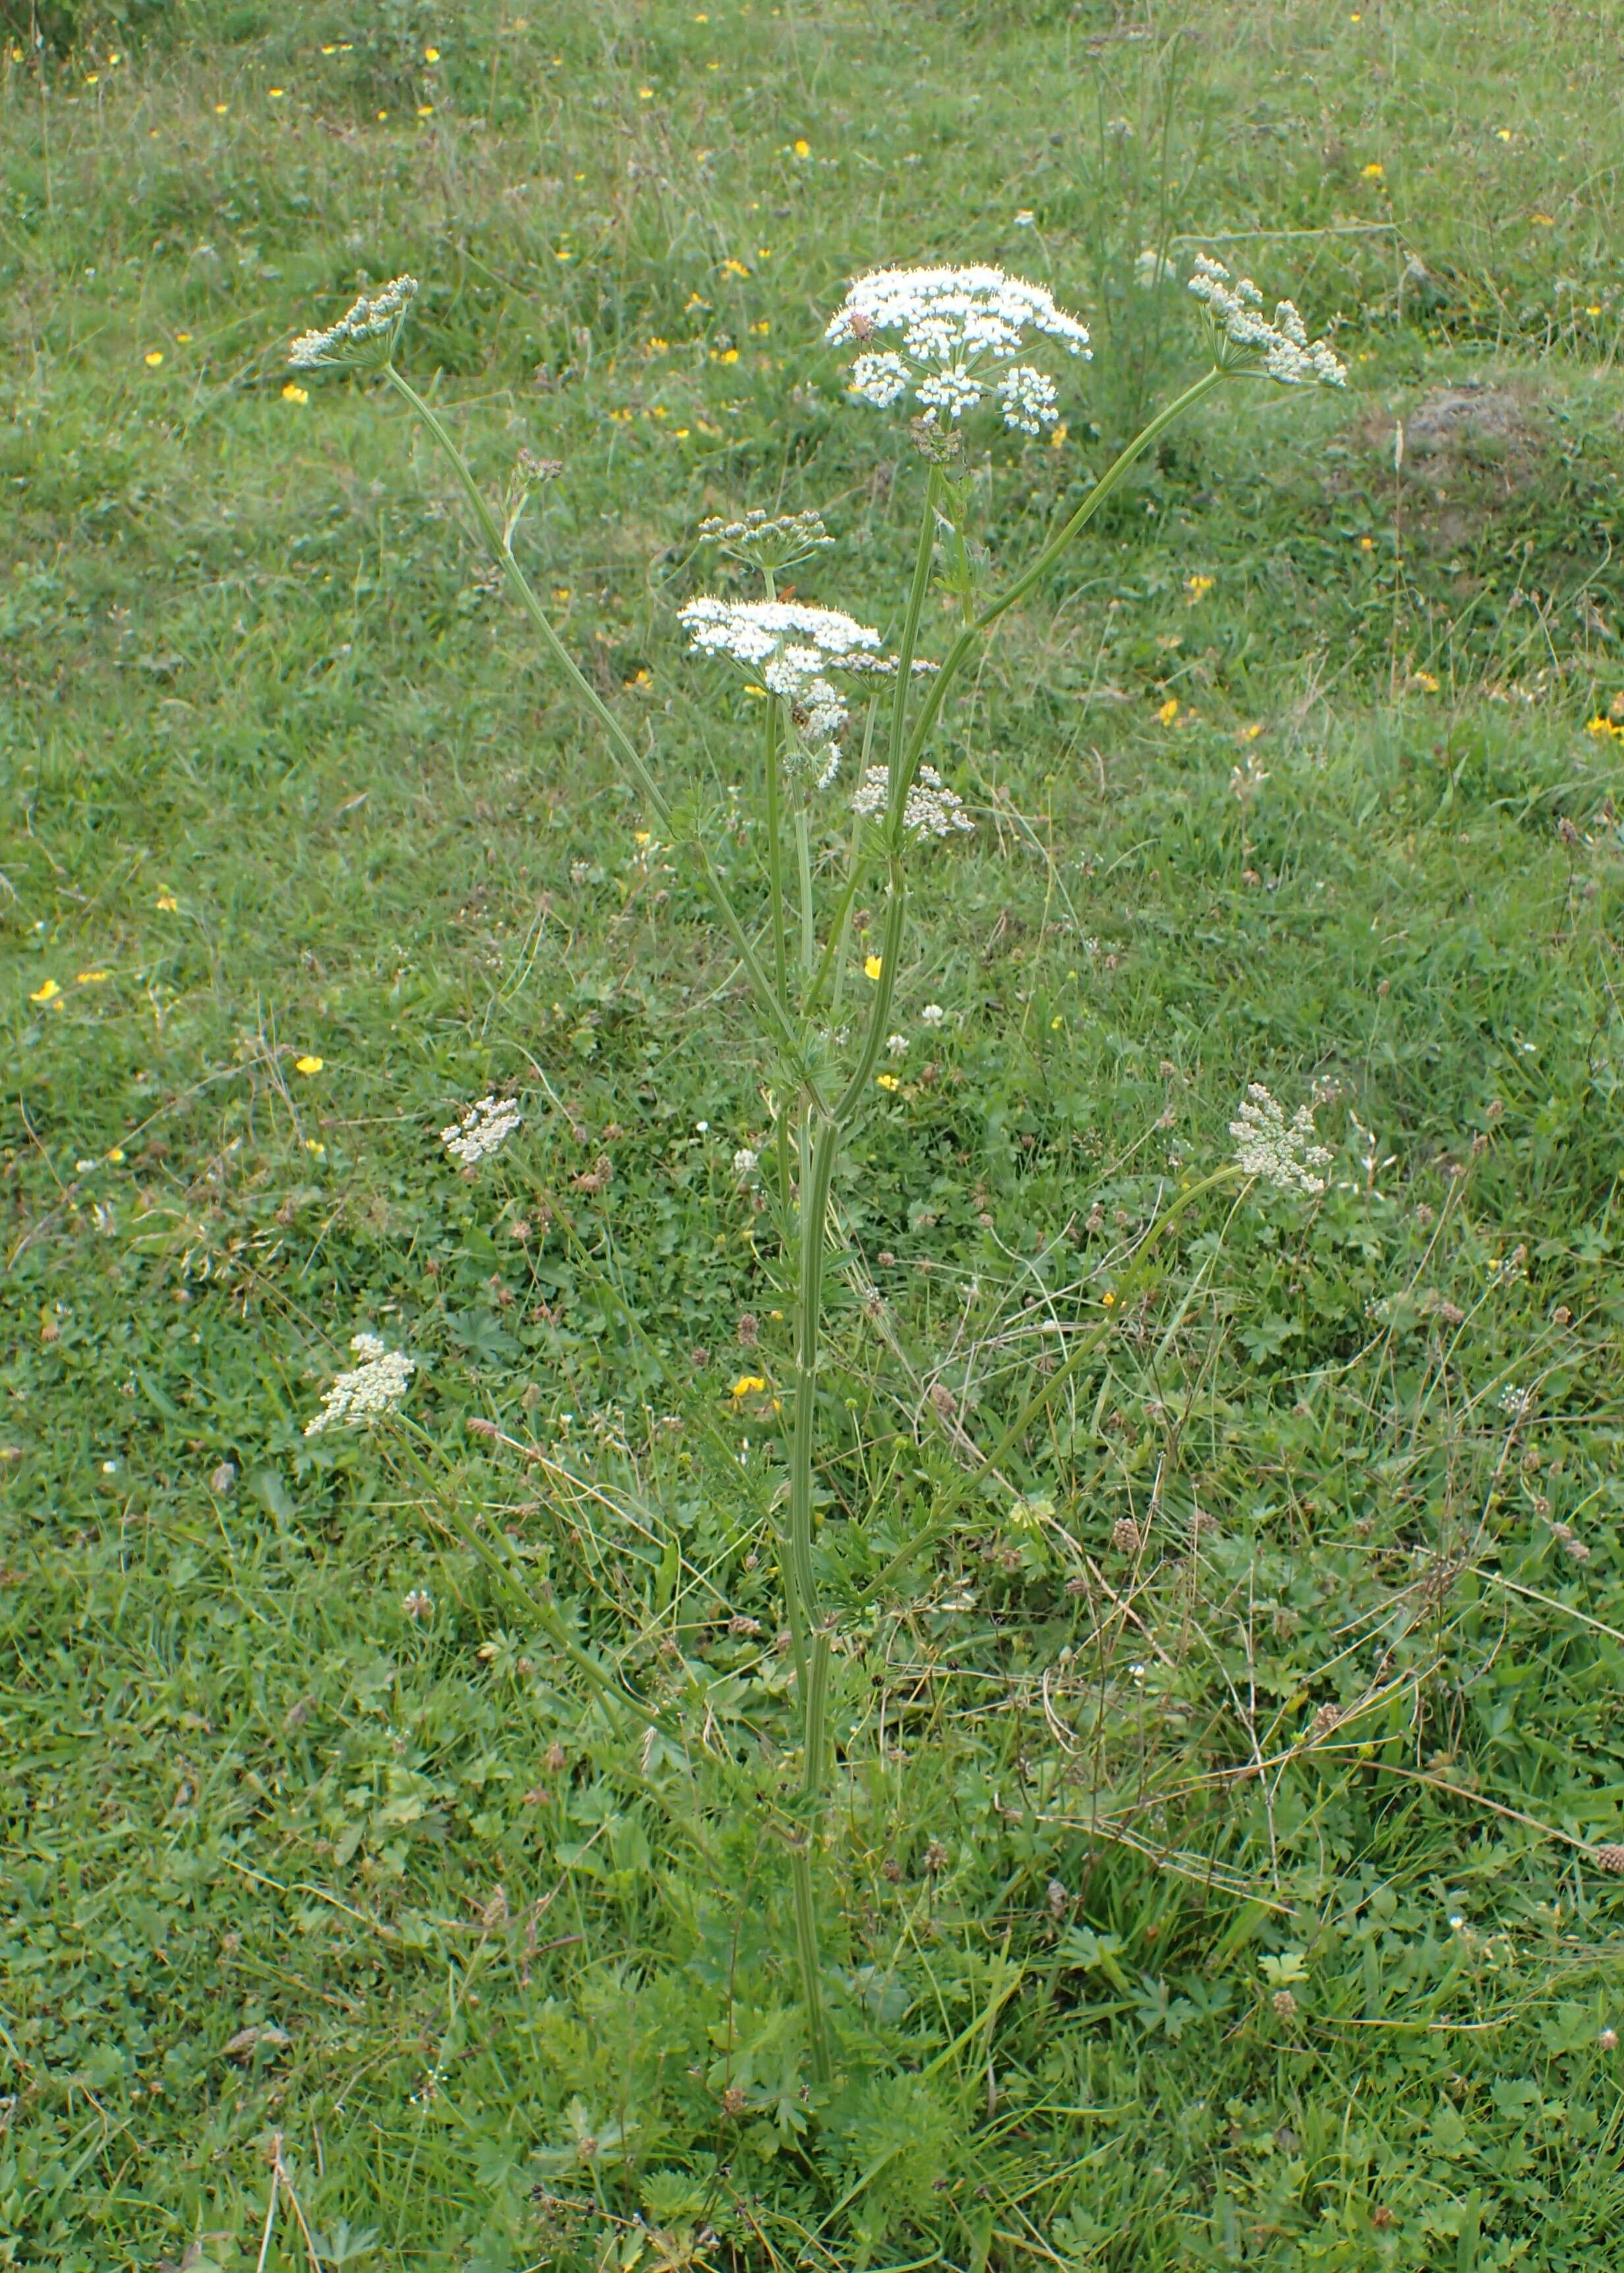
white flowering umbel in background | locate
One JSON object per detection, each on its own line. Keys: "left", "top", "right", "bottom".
{"left": 441, "top": 1093, "right": 521, "bottom": 1166}
{"left": 304, "top": 1333, "right": 416, "bottom": 1437}
{"left": 281, "top": 251, "right": 1347, "bottom": 2079}
{"left": 1230, "top": 1084, "right": 1335, "bottom": 1196}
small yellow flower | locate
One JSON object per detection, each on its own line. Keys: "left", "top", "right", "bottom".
{"left": 1587, "top": 303, "right": 1603, "bottom": 316}
{"left": 1238, "top": 722, "right": 1265, "bottom": 743}
{"left": 1156, "top": 697, "right": 1180, "bottom": 726}
{"left": 1360, "top": 161, "right": 1384, "bottom": 181}
{"left": 376, "top": 108, "right": 388, "bottom": 120}
{"left": 281, "top": 382, "right": 309, "bottom": 404}
{"left": 214, "top": 103, "right": 229, "bottom": 115}
{"left": 553, "top": 586, "right": 571, "bottom": 602}
{"left": 722, "top": 258, "right": 751, "bottom": 278}
{"left": 321, "top": 43, "right": 336, "bottom": 53}
{"left": 29, "top": 979, "right": 61, "bottom": 1004}
{"left": 793, "top": 137, "right": 810, "bottom": 158}
{"left": 1101, "top": 1289, "right": 1117, "bottom": 1307}
{"left": 417, "top": 104, "right": 434, "bottom": 117}
{"left": 638, "top": 85, "right": 654, "bottom": 99}
{"left": 1531, "top": 212, "right": 1555, "bottom": 227}
{"left": 1413, "top": 670, "right": 1440, "bottom": 692}
{"left": 749, "top": 319, "right": 770, "bottom": 335}
{"left": 175, "top": 331, "right": 192, "bottom": 343}
{"left": 633, "top": 830, "right": 652, "bottom": 846}
{"left": 730, "top": 1373, "right": 767, "bottom": 1398}
{"left": 76, "top": 969, "right": 109, "bottom": 985}
{"left": 1185, "top": 573, "right": 1215, "bottom": 603}
{"left": 106, "top": 1147, "right": 125, "bottom": 1164}
{"left": 1050, "top": 1015, "right": 1062, "bottom": 1030}
{"left": 1048, "top": 420, "right": 1068, "bottom": 447}
{"left": 863, "top": 954, "right": 883, "bottom": 981}
{"left": 155, "top": 890, "right": 179, "bottom": 911}
{"left": 268, "top": 86, "right": 285, "bottom": 99}
{"left": 84, "top": 72, "right": 99, "bottom": 84}
{"left": 876, "top": 1073, "right": 901, "bottom": 1091}
{"left": 758, "top": 247, "right": 772, "bottom": 259}
{"left": 1358, "top": 534, "right": 1376, "bottom": 551}
{"left": 675, "top": 426, "right": 690, "bottom": 438}
{"left": 294, "top": 1054, "right": 324, "bottom": 1075}
{"left": 1496, "top": 127, "right": 1513, "bottom": 142}
{"left": 719, "top": 345, "right": 739, "bottom": 363}
{"left": 305, "top": 1138, "right": 326, "bottom": 1155}
{"left": 424, "top": 45, "right": 440, "bottom": 60}
{"left": 144, "top": 350, "right": 165, "bottom": 368}
{"left": 1585, "top": 715, "right": 1623, "bottom": 739}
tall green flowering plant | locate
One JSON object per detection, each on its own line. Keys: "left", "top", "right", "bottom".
{"left": 285, "top": 254, "right": 1346, "bottom": 2075}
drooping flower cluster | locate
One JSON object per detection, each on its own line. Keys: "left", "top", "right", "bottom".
{"left": 679, "top": 598, "right": 885, "bottom": 785}
{"left": 290, "top": 275, "right": 419, "bottom": 370}
{"left": 1229, "top": 1084, "right": 1334, "bottom": 1195}
{"left": 852, "top": 762, "right": 974, "bottom": 839}
{"left": 305, "top": 1332, "right": 416, "bottom": 1436}
{"left": 441, "top": 1094, "right": 522, "bottom": 1166}
{"left": 826, "top": 264, "right": 1090, "bottom": 432}
{"left": 1187, "top": 256, "right": 1347, "bottom": 387}
{"left": 697, "top": 507, "right": 834, "bottom": 573}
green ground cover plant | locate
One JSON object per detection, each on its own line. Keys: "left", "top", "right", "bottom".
{"left": 4, "top": 3, "right": 1624, "bottom": 2268}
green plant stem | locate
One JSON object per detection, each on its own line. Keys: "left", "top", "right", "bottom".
{"left": 763, "top": 696, "right": 790, "bottom": 1013}
{"left": 898, "top": 366, "right": 1231, "bottom": 791}
{"left": 886, "top": 465, "right": 941, "bottom": 831}
{"left": 383, "top": 365, "right": 825, "bottom": 1107}
{"left": 794, "top": 810, "right": 817, "bottom": 979}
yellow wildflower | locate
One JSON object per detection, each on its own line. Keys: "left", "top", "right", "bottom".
{"left": 144, "top": 350, "right": 165, "bottom": 368}
{"left": 876, "top": 1074, "right": 901, "bottom": 1091}
{"left": 638, "top": 85, "right": 654, "bottom": 99}
{"left": 793, "top": 138, "right": 810, "bottom": 158}
{"left": 1048, "top": 420, "right": 1068, "bottom": 447}
{"left": 76, "top": 969, "right": 109, "bottom": 985}
{"left": 214, "top": 102, "right": 229, "bottom": 114}
{"left": 1185, "top": 573, "right": 1215, "bottom": 603}
{"left": 282, "top": 382, "right": 309, "bottom": 404}
{"left": 424, "top": 45, "right": 440, "bottom": 60}
{"left": 29, "top": 979, "right": 61, "bottom": 1004}
{"left": 1413, "top": 670, "right": 1440, "bottom": 692}
{"left": 722, "top": 258, "right": 751, "bottom": 278}
{"left": 863, "top": 954, "right": 883, "bottom": 981}
{"left": 1238, "top": 722, "right": 1264, "bottom": 743}
{"left": 155, "top": 890, "right": 179, "bottom": 911}
{"left": 107, "top": 1147, "right": 125, "bottom": 1164}
{"left": 730, "top": 1374, "right": 767, "bottom": 1398}
{"left": 294, "top": 1054, "right": 324, "bottom": 1075}
{"left": 1360, "top": 161, "right": 1384, "bottom": 181}
{"left": 1531, "top": 212, "right": 1555, "bottom": 227}
{"left": 268, "top": 86, "right": 285, "bottom": 99}
{"left": 1156, "top": 697, "right": 1180, "bottom": 726}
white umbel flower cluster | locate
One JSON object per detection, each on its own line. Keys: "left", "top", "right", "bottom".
{"left": 826, "top": 264, "right": 1090, "bottom": 432}
{"left": 1187, "top": 256, "right": 1347, "bottom": 387}
{"left": 1229, "top": 1084, "right": 1334, "bottom": 1195}
{"left": 305, "top": 1332, "right": 416, "bottom": 1437}
{"left": 852, "top": 762, "right": 974, "bottom": 840}
{"left": 679, "top": 598, "right": 885, "bottom": 785}
{"left": 441, "top": 1094, "right": 522, "bottom": 1166}
{"left": 290, "top": 275, "right": 419, "bottom": 369}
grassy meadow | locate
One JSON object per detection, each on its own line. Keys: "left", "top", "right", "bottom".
{"left": 6, "top": 0, "right": 1624, "bottom": 2265}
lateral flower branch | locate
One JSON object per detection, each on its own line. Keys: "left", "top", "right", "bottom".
{"left": 283, "top": 254, "right": 1347, "bottom": 2080}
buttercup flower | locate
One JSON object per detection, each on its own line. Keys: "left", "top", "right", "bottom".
{"left": 305, "top": 1332, "right": 416, "bottom": 1435}
{"left": 289, "top": 275, "right": 419, "bottom": 370}
{"left": 1187, "top": 256, "right": 1347, "bottom": 386}
{"left": 1230, "top": 1083, "right": 1333, "bottom": 1195}
{"left": 826, "top": 264, "right": 1090, "bottom": 432}
{"left": 852, "top": 763, "right": 973, "bottom": 839}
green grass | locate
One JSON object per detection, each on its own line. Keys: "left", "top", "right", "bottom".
{"left": 5, "top": 2, "right": 1624, "bottom": 2267}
